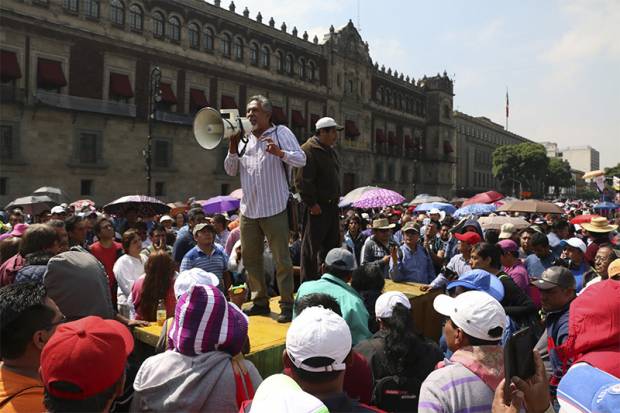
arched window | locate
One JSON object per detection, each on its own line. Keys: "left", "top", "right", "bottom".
{"left": 84, "top": 0, "right": 99, "bottom": 18}
{"left": 109, "top": 0, "right": 124, "bottom": 25}
{"left": 203, "top": 27, "right": 214, "bottom": 50}
{"left": 168, "top": 16, "right": 181, "bottom": 42}
{"left": 260, "top": 46, "right": 270, "bottom": 68}
{"left": 249, "top": 42, "right": 259, "bottom": 65}
{"left": 277, "top": 51, "right": 284, "bottom": 72}
{"left": 233, "top": 37, "right": 243, "bottom": 60}
{"left": 298, "top": 58, "right": 306, "bottom": 80}
{"left": 128, "top": 4, "right": 143, "bottom": 31}
{"left": 285, "top": 54, "right": 293, "bottom": 75}
{"left": 188, "top": 23, "right": 200, "bottom": 49}
{"left": 152, "top": 11, "right": 165, "bottom": 37}
{"left": 221, "top": 33, "right": 231, "bottom": 57}
{"left": 308, "top": 61, "right": 316, "bottom": 81}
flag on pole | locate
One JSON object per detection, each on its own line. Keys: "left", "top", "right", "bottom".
{"left": 506, "top": 90, "right": 509, "bottom": 118}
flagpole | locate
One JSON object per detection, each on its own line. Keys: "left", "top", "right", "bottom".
{"left": 505, "top": 88, "right": 509, "bottom": 131}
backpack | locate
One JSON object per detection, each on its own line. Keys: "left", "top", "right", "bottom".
{"left": 371, "top": 374, "right": 423, "bottom": 412}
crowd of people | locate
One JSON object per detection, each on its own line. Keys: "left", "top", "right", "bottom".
{"left": 1, "top": 95, "right": 619, "bottom": 413}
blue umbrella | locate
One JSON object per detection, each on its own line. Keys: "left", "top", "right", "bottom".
{"left": 414, "top": 202, "right": 457, "bottom": 215}
{"left": 593, "top": 202, "right": 619, "bottom": 211}
{"left": 453, "top": 203, "right": 497, "bottom": 218}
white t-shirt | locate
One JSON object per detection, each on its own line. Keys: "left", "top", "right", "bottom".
{"left": 113, "top": 254, "right": 146, "bottom": 306}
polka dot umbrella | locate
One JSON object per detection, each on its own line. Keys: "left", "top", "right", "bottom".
{"left": 351, "top": 188, "right": 406, "bottom": 209}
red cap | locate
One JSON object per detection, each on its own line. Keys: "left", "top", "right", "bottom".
{"left": 40, "top": 316, "right": 134, "bottom": 400}
{"left": 454, "top": 231, "right": 482, "bottom": 245}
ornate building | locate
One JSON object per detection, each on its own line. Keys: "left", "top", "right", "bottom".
{"left": 0, "top": 0, "right": 456, "bottom": 206}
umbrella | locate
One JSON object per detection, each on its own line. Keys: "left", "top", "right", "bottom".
{"left": 496, "top": 200, "right": 564, "bottom": 214}
{"left": 199, "top": 196, "right": 240, "bottom": 214}
{"left": 229, "top": 188, "right": 243, "bottom": 200}
{"left": 570, "top": 214, "right": 600, "bottom": 225}
{"left": 167, "top": 202, "right": 189, "bottom": 217}
{"left": 32, "top": 186, "right": 68, "bottom": 203}
{"left": 414, "top": 202, "right": 457, "bottom": 215}
{"left": 5, "top": 195, "right": 57, "bottom": 216}
{"left": 582, "top": 170, "right": 605, "bottom": 180}
{"left": 462, "top": 191, "right": 504, "bottom": 206}
{"left": 409, "top": 194, "right": 449, "bottom": 206}
{"left": 352, "top": 188, "right": 406, "bottom": 209}
{"left": 70, "top": 199, "right": 95, "bottom": 212}
{"left": 453, "top": 203, "right": 497, "bottom": 218}
{"left": 339, "top": 186, "right": 380, "bottom": 207}
{"left": 478, "top": 216, "right": 530, "bottom": 231}
{"left": 103, "top": 195, "right": 170, "bottom": 216}
{"left": 592, "top": 202, "right": 619, "bottom": 211}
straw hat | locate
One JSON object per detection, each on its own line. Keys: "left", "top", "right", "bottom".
{"left": 581, "top": 217, "right": 618, "bottom": 233}
{"left": 371, "top": 218, "right": 395, "bottom": 230}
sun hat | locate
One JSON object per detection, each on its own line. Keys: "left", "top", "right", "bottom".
{"left": 174, "top": 268, "right": 220, "bottom": 298}
{"left": 9, "top": 223, "right": 29, "bottom": 237}
{"left": 286, "top": 306, "right": 351, "bottom": 372}
{"left": 248, "top": 374, "right": 328, "bottom": 413}
{"left": 401, "top": 221, "right": 419, "bottom": 233}
{"left": 375, "top": 291, "right": 411, "bottom": 319}
{"left": 324, "top": 248, "right": 357, "bottom": 272}
{"left": 499, "top": 223, "right": 517, "bottom": 239}
{"left": 159, "top": 215, "right": 173, "bottom": 223}
{"left": 454, "top": 231, "right": 482, "bottom": 245}
{"left": 447, "top": 269, "right": 505, "bottom": 302}
{"left": 371, "top": 218, "right": 395, "bottom": 230}
{"left": 608, "top": 259, "right": 620, "bottom": 278}
{"left": 433, "top": 290, "right": 506, "bottom": 341}
{"left": 192, "top": 222, "right": 215, "bottom": 237}
{"left": 581, "top": 217, "right": 618, "bottom": 233}
{"left": 560, "top": 237, "right": 587, "bottom": 254}
{"left": 558, "top": 363, "right": 620, "bottom": 413}
{"left": 40, "top": 316, "right": 133, "bottom": 400}
{"left": 315, "top": 117, "right": 343, "bottom": 131}
{"left": 168, "top": 284, "right": 248, "bottom": 356}
{"left": 530, "top": 266, "right": 576, "bottom": 290}
{"left": 497, "top": 239, "right": 519, "bottom": 253}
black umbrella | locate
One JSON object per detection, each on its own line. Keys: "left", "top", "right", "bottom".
{"left": 5, "top": 195, "right": 57, "bottom": 215}
{"left": 103, "top": 195, "right": 170, "bottom": 217}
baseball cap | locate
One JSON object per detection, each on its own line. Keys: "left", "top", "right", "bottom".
{"left": 433, "top": 290, "right": 506, "bottom": 341}
{"left": 447, "top": 269, "right": 505, "bottom": 302}
{"left": 315, "top": 117, "right": 343, "bottom": 131}
{"left": 324, "top": 248, "right": 357, "bottom": 272}
{"left": 429, "top": 208, "right": 441, "bottom": 215}
{"left": 401, "top": 222, "right": 419, "bottom": 233}
{"left": 497, "top": 239, "right": 519, "bottom": 253}
{"left": 159, "top": 215, "right": 173, "bottom": 223}
{"left": 50, "top": 206, "right": 66, "bottom": 215}
{"left": 558, "top": 363, "right": 620, "bottom": 413}
{"left": 40, "top": 316, "right": 133, "bottom": 400}
{"left": 454, "top": 231, "right": 482, "bottom": 245}
{"left": 375, "top": 291, "right": 411, "bottom": 319}
{"left": 530, "top": 266, "right": 576, "bottom": 290}
{"left": 560, "top": 237, "right": 587, "bottom": 254}
{"left": 192, "top": 222, "right": 214, "bottom": 237}
{"left": 608, "top": 259, "right": 620, "bottom": 278}
{"left": 248, "top": 374, "right": 328, "bottom": 413}
{"left": 286, "top": 306, "right": 352, "bottom": 372}
{"left": 499, "top": 223, "right": 516, "bottom": 239}
{"left": 9, "top": 223, "right": 29, "bottom": 237}
{"left": 174, "top": 268, "right": 220, "bottom": 298}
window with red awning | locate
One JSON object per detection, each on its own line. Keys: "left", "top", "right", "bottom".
{"left": 404, "top": 135, "right": 413, "bottom": 148}
{"left": 109, "top": 73, "right": 134, "bottom": 98}
{"left": 221, "top": 95, "right": 237, "bottom": 109}
{"left": 189, "top": 88, "right": 208, "bottom": 111}
{"left": 159, "top": 82, "right": 177, "bottom": 105}
{"left": 345, "top": 120, "right": 360, "bottom": 138}
{"left": 37, "top": 58, "right": 67, "bottom": 89}
{"left": 387, "top": 131, "right": 397, "bottom": 145}
{"left": 444, "top": 140, "right": 454, "bottom": 154}
{"left": 271, "top": 106, "right": 287, "bottom": 125}
{"left": 291, "top": 110, "right": 305, "bottom": 127}
{"left": 0, "top": 50, "right": 21, "bottom": 82}
{"left": 375, "top": 128, "right": 386, "bottom": 143}
{"left": 310, "top": 113, "right": 320, "bottom": 130}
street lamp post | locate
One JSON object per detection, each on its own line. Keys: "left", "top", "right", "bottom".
{"left": 144, "top": 66, "right": 161, "bottom": 196}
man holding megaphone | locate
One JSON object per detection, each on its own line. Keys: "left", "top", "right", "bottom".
{"left": 223, "top": 95, "right": 306, "bottom": 323}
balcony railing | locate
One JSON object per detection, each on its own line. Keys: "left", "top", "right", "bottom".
{"left": 36, "top": 90, "right": 136, "bottom": 117}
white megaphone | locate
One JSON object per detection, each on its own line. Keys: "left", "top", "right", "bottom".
{"left": 193, "top": 107, "right": 252, "bottom": 154}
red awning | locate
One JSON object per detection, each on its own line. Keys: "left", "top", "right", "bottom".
{"left": 375, "top": 129, "right": 386, "bottom": 143}
{"left": 310, "top": 114, "right": 320, "bottom": 129}
{"left": 37, "top": 58, "right": 67, "bottom": 88}
{"left": 444, "top": 140, "right": 454, "bottom": 154}
{"left": 345, "top": 120, "right": 360, "bottom": 138}
{"left": 0, "top": 50, "right": 21, "bottom": 82}
{"left": 388, "top": 131, "right": 397, "bottom": 145}
{"left": 272, "top": 106, "right": 287, "bottom": 125}
{"left": 109, "top": 73, "right": 134, "bottom": 98}
{"left": 291, "top": 110, "right": 305, "bottom": 127}
{"left": 404, "top": 135, "right": 413, "bottom": 148}
{"left": 221, "top": 95, "right": 237, "bottom": 109}
{"left": 190, "top": 88, "right": 208, "bottom": 109}
{"left": 159, "top": 83, "right": 177, "bottom": 104}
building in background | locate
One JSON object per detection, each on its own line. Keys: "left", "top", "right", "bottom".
{"left": 559, "top": 146, "right": 600, "bottom": 174}
{"left": 0, "top": 0, "right": 456, "bottom": 206}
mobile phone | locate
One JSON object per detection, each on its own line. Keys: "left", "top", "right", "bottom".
{"left": 503, "top": 327, "right": 536, "bottom": 404}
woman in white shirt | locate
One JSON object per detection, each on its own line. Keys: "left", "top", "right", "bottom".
{"left": 114, "top": 228, "right": 146, "bottom": 316}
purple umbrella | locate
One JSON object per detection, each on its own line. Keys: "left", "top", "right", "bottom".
{"left": 199, "top": 196, "right": 240, "bottom": 214}
{"left": 103, "top": 195, "right": 170, "bottom": 216}
{"left": 352, "top": 188, "right": 406, "bottom": 209}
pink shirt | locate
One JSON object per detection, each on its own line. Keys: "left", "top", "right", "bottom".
{"left": 131, "top": 275, "right": 176, "bottom": 321}
{"left": 503, "top": 261, "right": 530, "bottom": 293}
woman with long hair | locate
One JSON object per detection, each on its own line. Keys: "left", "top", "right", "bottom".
{"left": 113, "top": 229, "right": 146, "bottom": 316}
{"left": 131, "top": 249, "right": 176, "bottom": 321}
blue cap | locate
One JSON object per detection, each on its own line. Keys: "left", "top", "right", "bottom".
{"left": 558, "top": 363, "right": 620, "bottom": 412}
{"left": 447, "top": 269, "right": 505, "bottom": 302}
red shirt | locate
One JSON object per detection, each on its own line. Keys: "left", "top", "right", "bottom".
{"left": 90, "top": 241, "right": 122, "bottom": 305}
{"left": 0, "top": 254, "right": 25, "bottom": 287}
{"left": 131, "top": 275, "right": 176, "bottom": 321}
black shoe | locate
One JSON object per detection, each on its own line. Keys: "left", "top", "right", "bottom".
{"left": 277, "top": 310, "right": 292, "bottom": 323}
{"left": 243, "top": 304, "right": 270, "bottom": 316}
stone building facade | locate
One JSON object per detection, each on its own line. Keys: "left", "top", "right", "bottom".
{"left": 454, "top": 111, "right": 532, "bottom": 197}
{"left": 0, "top": 0, "right": 456, "bottom": 206}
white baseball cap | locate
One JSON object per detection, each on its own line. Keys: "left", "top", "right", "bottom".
{"left": 315, "top": 117, "right": 343, "bottom": 131}
{"left": 561, "top": 237, "right": 587, "bottom": 254}
{"left": 375, "top": 291, "right": 411, "bottom": 319}
{"left": 174, "top": 268, "right": 220, "bottom": 298}
{"left": 433, "top": 291, "right": 506, "bottom": 341}
{"left": 286, "top": 306, "right": 351, "bottom": 372}
{"left": 50, "top": 206, "right": 66, "bottom": 214}
{"left": 429, "top": 208, "right": 441, "bottom": 215}
{"left": 159, "top": 215, "right": 173, "bottom": 223}
{"left": 248, "top": 374, "right": 328, "bottom": 413}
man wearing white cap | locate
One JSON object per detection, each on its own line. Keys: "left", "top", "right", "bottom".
{"left": 561, "top": 237, "right": 590, "bottom": 292}
{"left": 418, "top": 291, "right": 506, "bottom": 412}
{"left": 295, "top": 117, "right": 343, "bottom": 282}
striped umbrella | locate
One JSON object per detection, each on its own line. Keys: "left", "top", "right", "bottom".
{"left": 352, "top": 188, "right": 406, "bottom": 209}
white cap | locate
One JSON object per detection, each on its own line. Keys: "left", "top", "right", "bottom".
{"left": 174, "top": 268, "right": 220, "bottom": 298}
{"left": 563, "top": 237, "right": 586, "bottom": 254}
{"left": 375, "top": 291, "right": 411, "bottom": 319}
{"left": 248, "top": 374, "right": 328, "bottom": 413}
{"left": 499, "top": 223, "right": 516, "bottom": 239}
{"left": 433, "top": 291, "right": 506, "bottom": 341}
{"left": 286, "top": 306, "right": 351, "bottom": 372}
{"left": 315, "top": 117, "right": 343, "bottom": 131}
{"left": 50, "top": 206, "right": 66, "bottom": 214}
{"left": 159, "top": 215, "right": 173, "bottom": 223}
{"left": 429, "top": 208, "right": 441, "bottom": 215}
{"left": 361, "top": 212, "right": 370, "bottom": 220}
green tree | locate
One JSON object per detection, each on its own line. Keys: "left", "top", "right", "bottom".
{"left": 605, "top": 163, "right": 620, "bottom": 177}
{"left": 546, "top": 157, "right": 574, "bottom": 196}
{"left": 493, "top": 143, "right": 549, "bottom": 196}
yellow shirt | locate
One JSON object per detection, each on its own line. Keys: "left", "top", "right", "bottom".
{"left": 0, "top": 364, "right": 44, "bottom": 413}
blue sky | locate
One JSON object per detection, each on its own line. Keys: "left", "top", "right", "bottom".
{"left": 234, "top": 0, "right": 619, "bottom": 169}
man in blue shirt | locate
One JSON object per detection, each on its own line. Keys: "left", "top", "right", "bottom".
{"left": 389, "top": 222, "right": 435, "bottom": 283}
{"left": 180, "top": 223, "right": 231, "bottom": 292}
{"left": 525, "top": 231, "right": 557, "bottom": 277}
{"left": 172, "top": 208, "right": 206, "bottom": 264}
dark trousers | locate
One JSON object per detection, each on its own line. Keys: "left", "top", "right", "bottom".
{"left": 300, "top": 203, "right": 341, "bottom": 282}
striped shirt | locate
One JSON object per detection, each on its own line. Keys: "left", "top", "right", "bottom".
{"left": 179, "top": 246, "right": 229, "bottom": 287}
{"left": 224, "top": 125, "right": 306, "bottom": 219}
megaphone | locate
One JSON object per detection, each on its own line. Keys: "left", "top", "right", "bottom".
{"left": 193, "top": 107, "right": 252, "bottom": 154}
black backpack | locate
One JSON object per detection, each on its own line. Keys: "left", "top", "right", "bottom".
{"left": 372, "top": 374, "right": 423, "bottom": 412}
